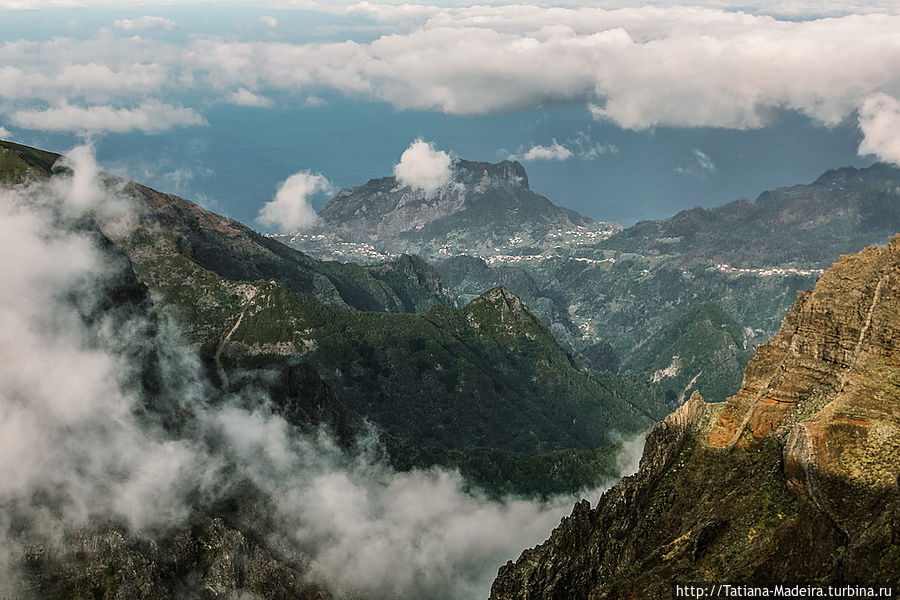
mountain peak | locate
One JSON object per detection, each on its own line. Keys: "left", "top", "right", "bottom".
{"left": 312, "top": 157, "right": 592, "bottom": 261}
{"left": 463, "top": 286, "right": 551, "bottom": 341}
{"left": 451, "top": 158, "right": 529, "bottom": 191}
{"left": 810, "top": 162, "right": 900, "bottom": 189}
{"left": 470, "top": 286, "right": 528, "bottom": 317}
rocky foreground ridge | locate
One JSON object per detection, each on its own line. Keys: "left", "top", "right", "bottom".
{"left": 491, "top": 238, "right": 900, "bottom": 598}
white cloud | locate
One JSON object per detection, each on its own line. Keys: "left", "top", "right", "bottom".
{"left": 3, "top": 6, "right": 900, "bottom": 163}
{"left": 0, "top": 145, "right": 647, "bottom": 598}
{"left": 510, "top": 133, "right": 616, "bottom": 161}
{"left": 393, "top": 138, "right": 452, "bottom": 193}
{"left": 693, "top": 149, "right": 716, "bottom": 174}
{"left": 0, "top": 126, "right": 9, "bottom": 138}
{"left": 581, "top": 143, "right": 618, "bottom": 159}
{"left": 2, "top": 1, "right": 899, "bottom": 15}
{"left": 305, "top": 95, "right": 328, "bottom": 107}
{"left": 0, "top": 145, "right": 198, "bottom": 547}
{"left": 260, "top": 15, "right": 279, "bottom": 27}
{"left": 258, "top": 170, "right": 331, "bottom": 231}
{"left": 113, "top": 15, "right": 176, "bottom": 31}
{"left": 858, "top": 93, "right": 900, "bottom": 166}
{"left": 226, "top": 87, "right": 274, "bottom": 107}
{"left": 676, "top": 148, "right": 717, "bottom": 179}
{"left": 179, "top": 8, "right": 900, "bottom": 152}
{"left": 521, "top": 140, "right": 573, "bottom": 161}
{"left": 11, "top": 101, "right": 206, "bottom": 133}
{"left": 53, "top": 143, "right": 103, "bottom": 215}
{"left": 0, "top": 61, "right": 169, "bottom": 103}
{"left": 3, "top": 0, "right": 215, "bottom": 7}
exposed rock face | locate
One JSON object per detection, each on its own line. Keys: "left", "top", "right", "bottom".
{"left": 21, "top": 518, "right": 327, "bottom": 600}
{"left": 491, "top": 238, "right": 900, "bottom": 599}
{"left": 294, "top": 159, "right": 596, "bottom": 260}
{"left": 319, "top": 160, "right": 533, "bottom": 238}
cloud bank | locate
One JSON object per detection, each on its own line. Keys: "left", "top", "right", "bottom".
{"left": 0, "top": 146, "right": 638, "bottom": 598}
{"left": 393, "top": 138, "right": 452, "bottom": 193}
{"left": 258, "top": 170, "right": 331, "bottom": 231}
{"left": 858, "top": 93, "right": 900, "bottom": 166}
{"left": 12, "top": 101, "right": 206, "bottom": 133}
{"left": 0, "top": 146, "right": 207, "bottom": 563}
{"left": 3, "top": 5, "right": 900, "bottom": 162}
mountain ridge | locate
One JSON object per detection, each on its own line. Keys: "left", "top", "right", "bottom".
{"left": 490, "top": 236, "right": 900, "bottom": 598}
{"left": 0, "top": 137, "right": 667, "bottom": 467}
{"left": 283, "top": 157, "right": 616, "bottom": 263}
{"left": 280, "top": 154, "right": 900, "bottom": 406}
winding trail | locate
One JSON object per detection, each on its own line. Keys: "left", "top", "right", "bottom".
{"left": 215, "top": 311, "right": 245, "bottom": 391}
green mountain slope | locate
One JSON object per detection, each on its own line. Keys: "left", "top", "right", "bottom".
{"left": 0, "top": 138, "right": 667, "bottom": 461}
{"left": 1, "top": 139, "right": 456, "bottom": 315}
{"left": 289, "top": 159, "right": 900, "bottom": 412}
{"left": 605, "top": 163, "right": 900, "bottom": 267}
{"left": 622, "top": 303, "right": 755, "bottom": 403}
{"left": 146, "top": 254, "right": 663, "bottom": 452}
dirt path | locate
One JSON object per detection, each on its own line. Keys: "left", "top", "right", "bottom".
{"left": 215, "top": 311, "right": 245, "bottom": 390}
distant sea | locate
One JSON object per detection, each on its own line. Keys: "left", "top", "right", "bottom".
{"left": 9, "top": 96, "right": 868, "bottom": 230}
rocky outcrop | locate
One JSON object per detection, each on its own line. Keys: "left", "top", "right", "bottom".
{"left": 298, "top": 159, "right": 595, "bottom": 261}
{"left": 20, "top": 517, "right": 327, "bottom": 600}
{"left": 318, "top": 159, "right": 533, "bottom": 238}
{"left": 491, "top": 238, "right": 900, "bottom": 599}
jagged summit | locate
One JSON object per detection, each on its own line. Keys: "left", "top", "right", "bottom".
{"left": 491, "top": 236, "right": 900, "bottom": 598}
{"left": 808, "top": 162, "right": 900, "bottom": 190}
{"left": 289, "top": 157, "right": 605, "bottom": 262}
{"left": 450, "top": 158, "right": 530, "bottom": 190}
{"left": 465, "top": 286, "right": 546, "bottom": 336}
{"left": 337, "top": 158, "right": 529, "bottom": 197}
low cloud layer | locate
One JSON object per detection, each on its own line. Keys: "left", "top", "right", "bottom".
{"left": 218, "top": 415, "right": 601, "bottom": 600}
{"left": 0, "top": 145, "right": 645, "bottom": 597}
{"left": 394, "top": 138, "right": 452, "bottom": 193}
{"left": 2, "top": 5, "right": 900, "bottom": 161}
{"left": 258, "top": 170, "right": 331, "bottom": 231}
{"left": 12, "top": 101, "right": 206, "bottom": 133}
{"left": 0, "top": 145, "right": 203, "bottom": 555}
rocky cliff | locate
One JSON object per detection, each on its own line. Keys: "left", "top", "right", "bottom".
{"left": 491, "top": 238, "right": 900, "bottom": 598}
{"left": 281, "top": 159, "right": 608, "bottom": 261}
